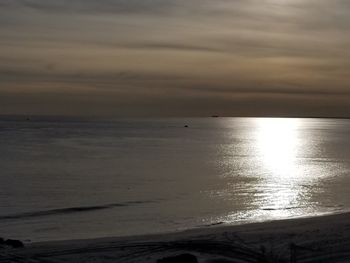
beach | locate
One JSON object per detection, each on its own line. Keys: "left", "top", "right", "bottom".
{"left": 1, "top": 212, "right": 350, "bottom": 262}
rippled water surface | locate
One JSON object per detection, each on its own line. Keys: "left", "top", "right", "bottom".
{"left": 0, "top": 117, "right": 350, "bottom": 241}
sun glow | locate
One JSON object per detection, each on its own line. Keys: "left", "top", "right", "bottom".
{"left": 254, "top": 118, "right": 302, "bottom": 216}
{"left": 212, "top": 118, "right": 331, "bottom": 225}
{"left": 256, "top": 118, "right": 300, "bottom": 178}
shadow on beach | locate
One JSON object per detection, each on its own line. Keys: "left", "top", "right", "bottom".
{"left": 1, "top": 212, "right": 350, "bottom": 262}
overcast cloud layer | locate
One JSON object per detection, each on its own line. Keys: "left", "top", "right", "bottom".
{"left": 1, "top": 0, "right": 350, "bottom": 116}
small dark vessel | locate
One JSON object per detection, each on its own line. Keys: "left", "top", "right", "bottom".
{"left": 3, "top": 239, "right": 24, "bottom": 248}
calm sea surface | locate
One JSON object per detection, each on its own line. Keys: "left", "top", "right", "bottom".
{"left": 1, "top": 117, "right": 350, "bottom": 242}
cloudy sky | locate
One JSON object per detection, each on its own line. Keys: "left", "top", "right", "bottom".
{"left": 1, "top": 0, "right": 350, "bottom": 117}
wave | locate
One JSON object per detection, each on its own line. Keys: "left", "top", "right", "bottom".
{"left": 0, "top": 200, "right": 153, "bottom": 221}
{"left": 261, "top": 206, "right": 300, "bottom": 211}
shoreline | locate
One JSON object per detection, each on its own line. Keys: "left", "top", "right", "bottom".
{"left": 2, "top": 212, "right": 350, "bottom": 262}
{"left": 32, "top": 209, "right": 349, "bottom": 244}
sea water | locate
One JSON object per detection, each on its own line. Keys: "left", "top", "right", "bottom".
{"left": 0, "top": 117, "right": 350, "bottom": 242}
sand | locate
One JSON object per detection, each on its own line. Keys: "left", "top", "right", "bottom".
{"left": 1, "top": 212, "right": 350, "bottom": 262}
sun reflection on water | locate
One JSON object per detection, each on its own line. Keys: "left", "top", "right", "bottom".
{"left": 255, "top": 118, "right": 302, "bottom": 217}
{"left": 214, "top": 118, "right": 313, "bottom": 224}
{"left": 256, "top": 118, "right": 300, "bottom": 178}
{"left": 206, "top": 118, "right": 350, "bottom": 227}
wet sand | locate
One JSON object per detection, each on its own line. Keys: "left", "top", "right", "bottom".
{"left": 1, "top": 212, "right": 350, "bottom": 262}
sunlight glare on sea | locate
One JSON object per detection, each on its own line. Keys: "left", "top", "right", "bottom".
{"left": 255, "top": 118, "right": 303, "bottom": 218}
{"left": 216, "top": 118, "right": 348, "bottom": 224}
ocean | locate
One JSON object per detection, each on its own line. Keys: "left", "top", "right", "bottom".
{"left": 1, "top": 117, "right": 350, "bottom": 242}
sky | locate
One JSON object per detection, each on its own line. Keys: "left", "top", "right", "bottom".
{"left": 1, "top": 0, "right": 350, "bottom": 117}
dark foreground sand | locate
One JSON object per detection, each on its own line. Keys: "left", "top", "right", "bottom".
{"left": 1, "top": 212, "right": 350, "bottom": 262}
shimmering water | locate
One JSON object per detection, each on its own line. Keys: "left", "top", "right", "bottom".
{"left": 0, "top": 117, "right": 350, "bottom": 242}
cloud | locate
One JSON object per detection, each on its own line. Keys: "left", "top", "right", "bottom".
{"left": 0, "top": 0, "right": 181, "bottom": 15}
{"left": 1, "top": 0, "right": 350, "bottom": 116}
